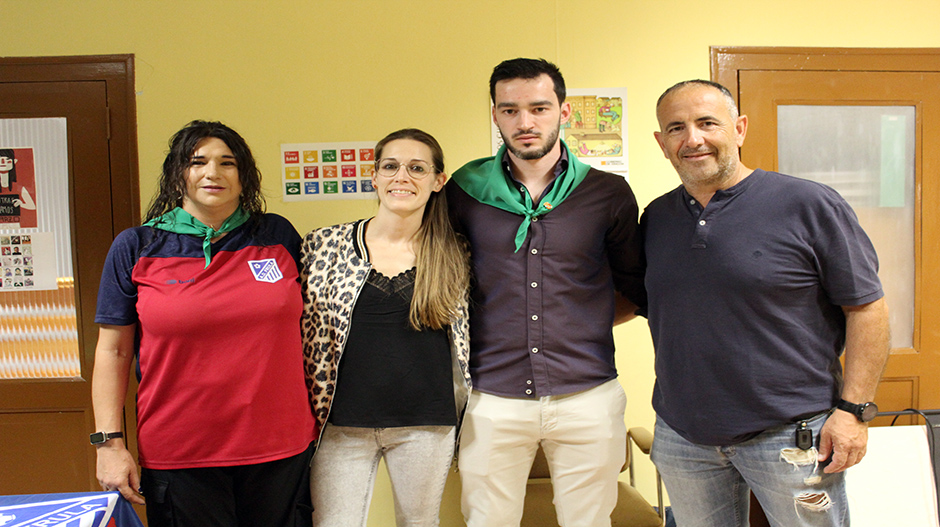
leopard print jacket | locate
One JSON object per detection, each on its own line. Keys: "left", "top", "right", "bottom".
{"left": 300, "top": 219, "right": 471, "bottom": 434}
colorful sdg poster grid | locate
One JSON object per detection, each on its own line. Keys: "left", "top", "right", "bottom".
{"left": 281, "top": 141, "right": 377, "bottom": 201}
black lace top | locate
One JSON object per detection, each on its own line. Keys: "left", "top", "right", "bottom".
{"left": 327, "top": 267, "right": 456, "bottom": 427}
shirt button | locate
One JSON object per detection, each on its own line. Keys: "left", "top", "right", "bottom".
{"left": 531, "top": 315, "right": 538, "bottom": 321}
{"left": 532, "top": 347, "right": 539, "bottom": 353}
{"left": 525, "top": 389, "right": 533, "bottom": 395}
{"left": 532, "top": 217, "right": 539, "bottom": 222}
{"left": 530, "top": 282, "right": 538, "bottom": 288}
{"left": 699, "top": 220, "right": 706, "bottom": 226}
{"left": 690, "top": 199, "right": 696, "bottom": 204}
{"left": 531, "top": 248, "right": 538, "bottom": 254}
{"left": 526, "top": 380, "right": 533, "bottom": 385}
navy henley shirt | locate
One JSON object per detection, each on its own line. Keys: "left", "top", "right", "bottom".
{"left": 642, "top": 169, "right": 884, "bottom": 445}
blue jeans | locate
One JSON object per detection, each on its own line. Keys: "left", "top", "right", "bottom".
{"left": 310, "top": 425, "right": 455, "bottom": 527}
{"left": 651, "top": 414, "right": 848, "bottom": 527}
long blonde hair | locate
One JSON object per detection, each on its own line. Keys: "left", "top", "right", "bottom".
{"left": 374, "top": 129, "right": 470, "bottom": 330}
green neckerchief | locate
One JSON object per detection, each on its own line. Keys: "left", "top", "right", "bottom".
{"left": 451, "top": 139, "right": 590, "bottom": 252}
{"left": 144, "top": 207, "right": 249, "bottom": 268}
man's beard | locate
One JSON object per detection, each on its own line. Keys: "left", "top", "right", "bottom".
{"left": 502, "top": 122, "right": 560, "bottom": 160}
{"left": 675, "top": 146, "right": 737, "bottom": 189}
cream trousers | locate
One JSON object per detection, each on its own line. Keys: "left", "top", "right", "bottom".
{"left": 458, "top": 379, "right": 627, "bottom": 527}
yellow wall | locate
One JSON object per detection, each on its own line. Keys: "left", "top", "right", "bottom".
{"left": 4, "top": 0, "right": 940, "bottom": 524}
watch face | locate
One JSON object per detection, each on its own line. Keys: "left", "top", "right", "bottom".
{"left": 861, "top": 402, "right": 879, "bottom": 422}
{"left": 90, "top": 431, "right": 121, "bottom": 444}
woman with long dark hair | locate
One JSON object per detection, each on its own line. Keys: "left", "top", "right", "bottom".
{"left": 91, "top": 120, "right": 317, "bottom": 526}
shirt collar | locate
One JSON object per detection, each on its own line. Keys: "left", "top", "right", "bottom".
{"left": 679, "top": 168, "right": 762, "bottom": 208}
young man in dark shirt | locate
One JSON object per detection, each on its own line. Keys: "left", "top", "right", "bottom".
{"left": 447, "top": 57, "right": 645, "bottom": 527}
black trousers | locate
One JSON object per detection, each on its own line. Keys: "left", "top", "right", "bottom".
{"left": 140, "top": 442, "right": 314, "bottom": 527}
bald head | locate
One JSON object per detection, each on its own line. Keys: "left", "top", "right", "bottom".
{"left": 656, "top": 80, "right": 738, "bottom": 127}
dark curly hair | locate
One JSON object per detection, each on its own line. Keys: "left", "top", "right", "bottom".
{"left": 144, "top": 120, "right": 265, "bottom": 223}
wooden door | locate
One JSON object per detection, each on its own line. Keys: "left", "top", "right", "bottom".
{"left": 0, "top": 56, "right": 139, "bottom": 495}
{"left": 713, "top": 46, "right": 940, "bottom": 527}
{"left": 713, "top": 48, "right": 940, "bottom": 424}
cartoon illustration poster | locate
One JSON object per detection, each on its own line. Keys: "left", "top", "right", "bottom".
{"left": 0, "top": 147, "right": 38, "bottom": 227}
{"left": 491, "top": 87, "right": 629, "bottom": 179}
{"left": 280, "top": 141, "right": 377, "bottom": 201}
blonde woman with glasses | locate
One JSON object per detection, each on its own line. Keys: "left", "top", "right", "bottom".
{"left": 301, "top": 128, "right": 471, "bottom": 526}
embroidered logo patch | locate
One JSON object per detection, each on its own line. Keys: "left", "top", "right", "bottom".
{"left": 248, "top": 259, "right": 283, "bottom": 283}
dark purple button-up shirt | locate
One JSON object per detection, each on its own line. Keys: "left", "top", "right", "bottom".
{"left": 447, "top": 155, "right": 644, "bottom": 398}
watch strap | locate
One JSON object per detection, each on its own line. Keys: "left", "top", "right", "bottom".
{"left": 90, "top": 431, "right": 124, "bottom": 445}
{"left": 836, "top": 399, "right": 859, "bottom": 415}
{"left": 836, "top": 399, "right": 877, "bottom": 422}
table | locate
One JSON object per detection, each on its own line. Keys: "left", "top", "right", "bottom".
{"left": 845, "top": 425, "right": 939, "bottom": 526}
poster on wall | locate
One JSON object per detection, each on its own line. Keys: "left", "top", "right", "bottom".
{"left": 490, "top": 87, "right": 629, "bottom": 179}
{"left": 0, "top": 117, "right": 68, "bottom": 292}
{"left": 0, "top": 147, "right": 38, "bottom": 228}
{"left": 280, "top": 141, "right": 377, "bottom": 201}
{"left": 0, "top": 231, "right": 57, "bottom": 290}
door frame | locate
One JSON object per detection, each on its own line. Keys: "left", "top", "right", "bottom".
{"left": 711, "top": 46, "right": 940, "bottom": 366}
{"left": 0, "top": 54, "right": 140, "bottom": 493}
{"left": 0, "top": 54, "right": 140, "bottom": 367}
{"left": 712, "top": 47, "right": 940, "bottom": 100}
{"left": 711, "top": 46, "right": 940, "bottom": 527}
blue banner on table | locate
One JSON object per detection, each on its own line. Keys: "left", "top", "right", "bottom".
{"left": 0, "top": 491, "right": 143, "bottom": 527}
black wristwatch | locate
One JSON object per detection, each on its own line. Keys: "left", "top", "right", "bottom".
{"left": 90, "top": 431, "right": 124, "bottom": 445}
{"left": 836, "top": 399, "right": 879, "bottom": 422}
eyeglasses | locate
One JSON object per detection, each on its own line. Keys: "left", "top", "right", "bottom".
{"left": 374, "top": 159, "right": 437, "bottom": 179}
